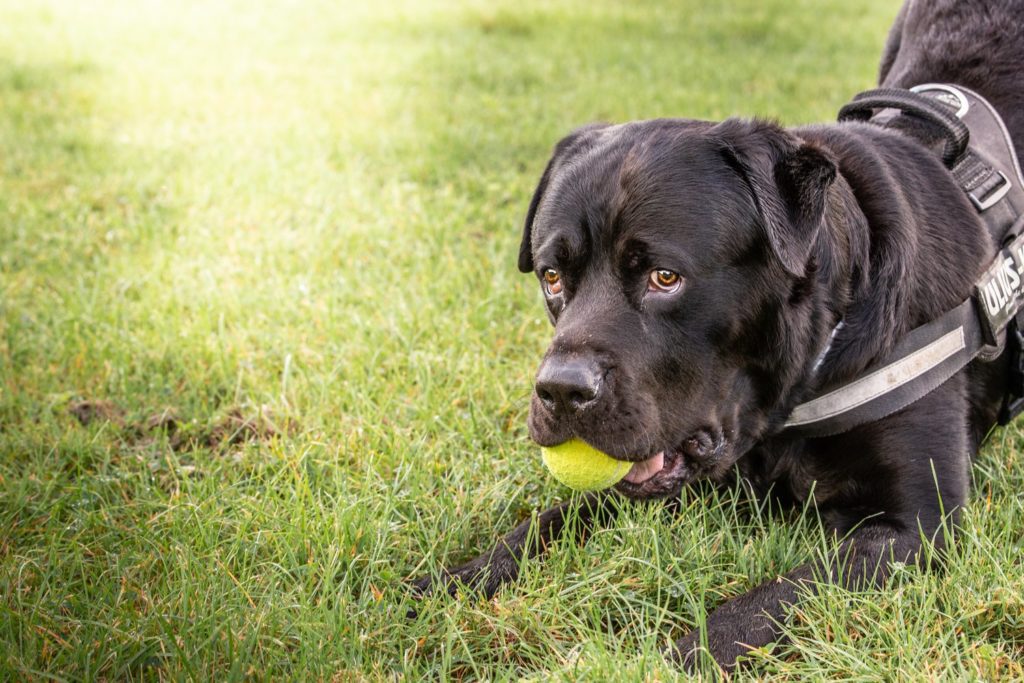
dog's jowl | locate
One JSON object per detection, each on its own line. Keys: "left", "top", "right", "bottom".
{"left": 413, "top": 0, "right": 1024, "bottom": 670}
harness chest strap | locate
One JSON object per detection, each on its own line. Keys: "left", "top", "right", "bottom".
{"left": 781, "top": 84, "right": 1024, "bottom": 438}
{"left": 785, "top": 220, "right": 1024, "bottom": 437}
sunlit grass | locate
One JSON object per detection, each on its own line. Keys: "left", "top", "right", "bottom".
{"left": 3, "top": 0, "right": 1022, "bottom": 679}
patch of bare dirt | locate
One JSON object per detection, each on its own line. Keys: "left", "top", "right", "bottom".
{"left": 201, "top": 406, "right": 294, "bottom": 448}
{"left": 70, "top": 400, "right": 296, "bottom": 452}
{"left": 68, "top": 399, "right": 125, "bottom": 426}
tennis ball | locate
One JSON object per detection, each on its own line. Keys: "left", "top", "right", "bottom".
{"left": 541, "top": 439, "right": 631, "bottom": 491}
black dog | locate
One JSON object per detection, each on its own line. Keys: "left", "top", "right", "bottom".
{"left": 413, "top": 0, "right": 1024, "bottom": 670}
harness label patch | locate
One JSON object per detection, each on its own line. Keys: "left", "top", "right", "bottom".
{"left": 977, "top": 235, "right": 1024, "bottom": 344}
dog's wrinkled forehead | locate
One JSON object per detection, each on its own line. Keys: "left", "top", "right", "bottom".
{"left": 529, "top": 121, "right": 759, "bottom": 274}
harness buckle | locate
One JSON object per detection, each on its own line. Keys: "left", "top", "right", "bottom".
{"left": 970, "top": 170, "right": 1011, "bottom": 211}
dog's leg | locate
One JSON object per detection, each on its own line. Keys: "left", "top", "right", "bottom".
{"left": 670, "top": 521, "right": 939, "bottom": 671}
{"left": 410, "top": 491, "right": 616, "bottom": 603}
{"left": 673, "top": 384, "right": 970, "bottom": 672}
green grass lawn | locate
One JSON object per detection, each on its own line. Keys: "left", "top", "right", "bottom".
{"left": 2, "top": 0, "right": 1022, "bottom": 679}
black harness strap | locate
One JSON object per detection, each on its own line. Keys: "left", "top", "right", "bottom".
{"left": 785, "top": 299, "right": 983, "bottom": 437}
{"left": 782, "top": 84, "right": 1024, "bottom": 438}
{"left": 838, "top": 87, "right": 970, "bottom": 165}
{"left": 786, "top": 218, "right": 1024, "bottom": 438}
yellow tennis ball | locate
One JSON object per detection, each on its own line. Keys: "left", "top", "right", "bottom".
{"left": 541, "top": 439, "right": 631, "bottom": 491}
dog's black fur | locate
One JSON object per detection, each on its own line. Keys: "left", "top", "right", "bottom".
{"left": 412, "top": 0, "right": 1024, "bottom": 670}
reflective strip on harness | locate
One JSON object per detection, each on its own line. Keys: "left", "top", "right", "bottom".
{"left": 786, "top": 327, "right": 965, "bottom": 428}
{"left": 783, "top": 217, "right": 1024, "bottom": 438}
{"left": 783, "top": 298, "right": 988, "bottom": 437}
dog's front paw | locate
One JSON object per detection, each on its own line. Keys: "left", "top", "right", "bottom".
{"left": 406, "top": 555, "right": 509, "bottom": 618}
{"left": 406, "top": 570, "right": 458, "bottom": 620}
{"left": 410, "top": 557, "right": 488, "bottom": 598}
{"left": 669, "top": 628, "right": 732, "bottom": 674}
{"left": 669, "top": 609, "right": 782, "bottom": 672}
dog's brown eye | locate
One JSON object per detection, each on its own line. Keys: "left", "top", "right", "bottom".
{"left": 543, "top": 268, "right": 563, "bottom": 295}
{"left": 649, "top": 269, "right": 682, "bottom": 293}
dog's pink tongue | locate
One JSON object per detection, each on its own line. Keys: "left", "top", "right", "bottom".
{"left": 623, "top": 451, "right": 665, "bottom": 484}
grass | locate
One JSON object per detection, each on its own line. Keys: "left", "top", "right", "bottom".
{"left": 1, "top": 0, "right": 1022, "bottom": 679}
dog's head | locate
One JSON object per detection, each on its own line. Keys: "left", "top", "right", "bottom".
{"left": 519, "top": 118, "right": 839, "bottom": 498}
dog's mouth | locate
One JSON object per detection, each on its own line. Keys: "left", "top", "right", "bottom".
{"left": 613, "top": 430, "right": 723, "bottom": 499}
{"left": 622, "top": 451, "right": 667, "bottom": 484}
{"left": 614, "top": 449, "right": 688, "bottom": 498}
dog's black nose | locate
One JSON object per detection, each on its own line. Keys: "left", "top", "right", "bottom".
{"left": 535, "top": 357, "right": 604, "bottom": 415}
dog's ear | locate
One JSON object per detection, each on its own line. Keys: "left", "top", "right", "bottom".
{"left": 519, "top": 124, "right": 610, "bottom": 273}
{"left": 713, "top": 119, "right": 837, "bottom": 278}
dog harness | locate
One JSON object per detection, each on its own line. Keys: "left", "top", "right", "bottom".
{"left": 783, "top": 84, "right": 1024, "bottom": 438}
